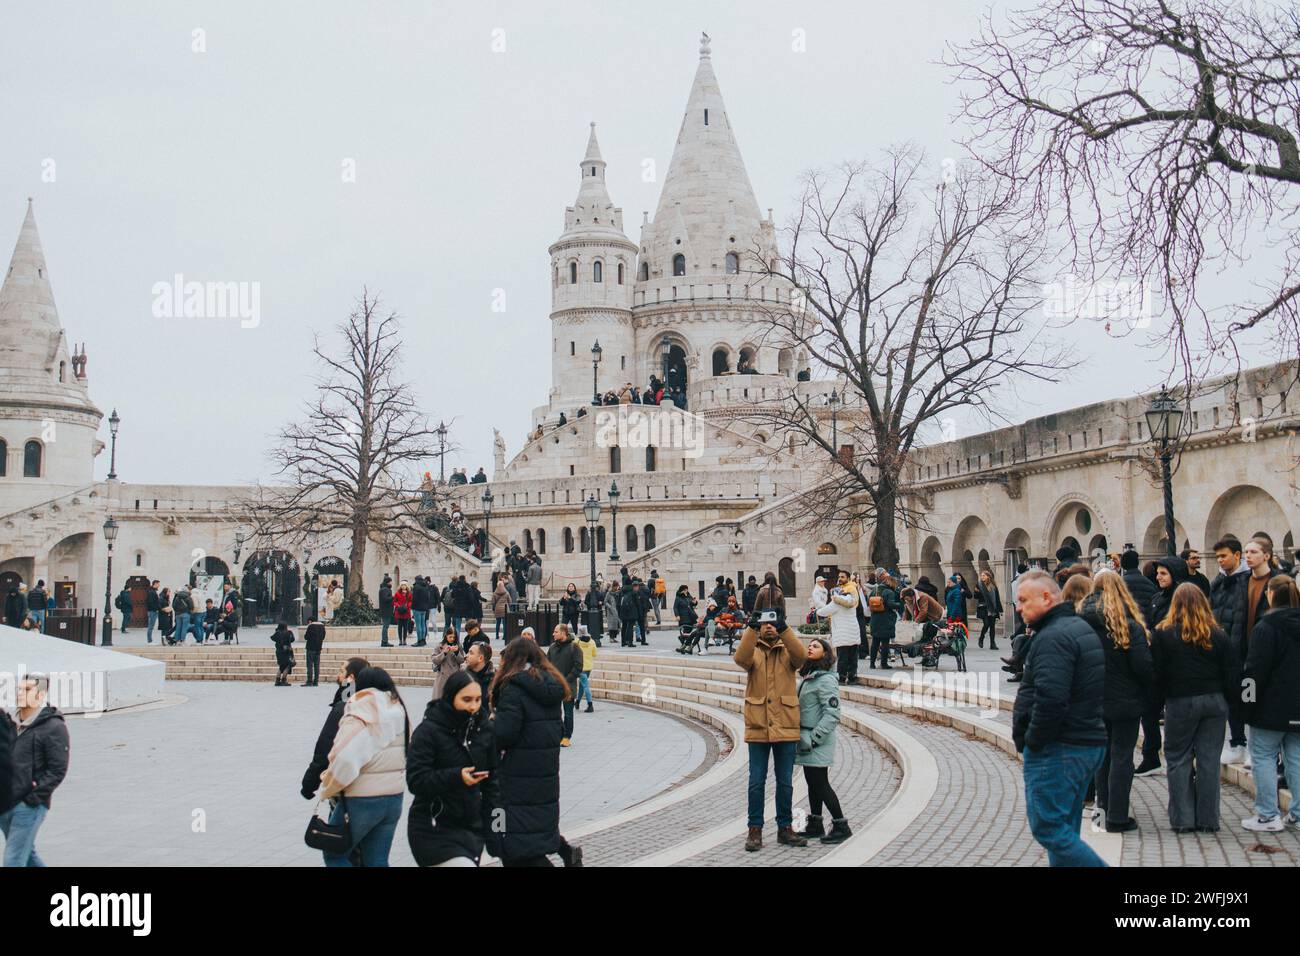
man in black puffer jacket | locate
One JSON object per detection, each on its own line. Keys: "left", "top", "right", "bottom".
{"left": 1120, "top": 549, "right": 1156, "bottom": 627}
{"left": 1012, "top": 570, "right": 1107, "bottom": 867}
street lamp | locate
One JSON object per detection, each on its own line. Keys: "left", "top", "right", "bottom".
{"left": 101, "top": 516, "right": 118, "bottom": 646}
{"left": 1145, "top": 385, "right": 1185, "bottom": 555}
{"left": 107, "top": 408, "right": 121, "bottom": 480}
{"left": 481, "top": 486, "right": 494, "bottom": 562}
{"left": 583, "top": 495, "right": 602, "bottom": 636}
{"left": 591, "top": 340, "right": 603, "bottom": 405}
{"left": 608, "top": 480, "right": 621, "bottom": 562}
{"left": 828, "top": 388, "right": 841, "bottom": 456}
{"left": 436, "top": 421, "right": 449, "bottom": 483}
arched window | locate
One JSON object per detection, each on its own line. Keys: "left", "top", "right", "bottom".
{"left": 569, "top": 261, "right": 578, "bottom": 284}
{"left": 524, "top": 529, "right": 534, "bottom": 552}
{"left": 564, "top": 527, "right": 574, "bottom": 553}
{"left": 645, "top": 446, "right": 656, "bottom": 472}
{"left": 638, "top": 261, "right": 649, "bottom": 281}
{"left": 725, "top": 252, "right": 739, "bottom": 274}
{"left": 536, "top": 529, "right": 546, "bottom": 554}
{"left": 644, "top": 524, "right": 656, "bottom": 549}
{"left": 596, "top": 526, "right": 607, "bottom": 552}
{"left": 672, "top": 253, "right": 686, "bottom": 276}
{"left": 617, "top": 262, "right": 625, "bottom": 284}
{"left": 0, "top": 439, "right": 6, "bottom": 477}
{"left": 593, "top": 260, "right": 603, "bottom": 283}
{"left": 580, "top": 526, "right": 590, "bottom": 553}
{"left": 58, "top": 361, "right": 66, "bottom": 382}
{"left": 779, "top": 556, "right": 797, "bottom": 596}
{"left": 610, "top": 446, "right": 621, "bottom": 473}
{"left": 23, "top": 440, "right": 41, "bottom": 478}
{"left": 626, "top": 525, "right": 638, "bottom": 552}
{"left": 712, "top": 348, "right": 730, "bottom": 376}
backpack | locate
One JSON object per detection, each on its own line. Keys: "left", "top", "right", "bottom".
{"left": 868, "top": 589, "right": 886, "bottom": 613}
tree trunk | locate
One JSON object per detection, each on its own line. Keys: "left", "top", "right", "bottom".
{"left": 871, "top": 485, "right": 901, "bottom": 571}
{"left": 348, "top": 519, "right": 368, "bottom": 599}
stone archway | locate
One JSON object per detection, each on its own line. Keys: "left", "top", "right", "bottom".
{"left": 1042, "top": 493, "right": 1111, "bottom": 558}
{"left": 1203, "top": 484, "right": 1291, "bottom": 551}
{"left": 1141, "top": 515, "right": 1189, "bottom": 556}
{"left": 918, "top": 535, "right": 944, "bottom": 588}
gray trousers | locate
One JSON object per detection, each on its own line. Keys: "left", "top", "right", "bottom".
{"left": 1163, "top": 692, "right": 1227, "bottom": 830}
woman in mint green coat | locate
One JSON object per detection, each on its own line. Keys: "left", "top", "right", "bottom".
{"left": 796, "top": 637, "right": 851, "bottom": 844}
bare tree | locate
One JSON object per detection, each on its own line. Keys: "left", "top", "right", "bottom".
{"left": 247, "top": 289, "right": 443, "bottom": 597}
{"left": 948, "top": 0, "right": 1300, "bottom": 383}
{"left": 738, "top": 147, "right": 1070, "bottom": 568}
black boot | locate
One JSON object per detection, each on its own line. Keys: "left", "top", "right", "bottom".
{"left": 798, "top": 814, "right": 825, "bottom": 839}
{"left": 820, "top": 818, "right": 852, "bottom": 844}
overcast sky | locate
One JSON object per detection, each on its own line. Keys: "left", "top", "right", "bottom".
{"left": 0, "top": 0, "right": 1274, "bottom": 486}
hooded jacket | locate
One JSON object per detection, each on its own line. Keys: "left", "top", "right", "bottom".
{"left": 9, "top": 705, "right": 69, "bottom": 809}
{"left": 1121, "top": 569, "right": 1157, "bottom": 626}
{"left": 1242, "top": 606, "right": 1300, "bottom": 732}
{"left": 795, "top": 667, "right": 841, "bottom": 768}
{"left": 406, "top": 698, "right": 499, "bottom": 866}
{"left": 490, "top": 669, "right": 565, "bottom": 861}
{"left": 1148, "top": 555, "right": 1189, "bottom": 629}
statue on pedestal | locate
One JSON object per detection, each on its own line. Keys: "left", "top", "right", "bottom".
{"left": 493, "top": 428, "right": 507, "bottom": 476}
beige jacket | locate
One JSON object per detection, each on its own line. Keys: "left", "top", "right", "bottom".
{"left": 318, "top": 688, "right": 408, "bottom": 799}
{"left": 733, "top": 626, "right": 808, "bottom": 743}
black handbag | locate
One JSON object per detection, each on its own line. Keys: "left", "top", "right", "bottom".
{"left": 304, "top": 798, "right": 350, "bottom": 853}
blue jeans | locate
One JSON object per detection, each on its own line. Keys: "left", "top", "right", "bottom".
{"left": 414, "top": 610, "right": 428, "bottom": 642}
{"left": 322, "top": 794, "right": 403, "bottom": 867}
{"left": 562, "top": 700, "right": 574, "bottom": 739}
{"left": 30, "top": 609, "right": 45, "bottom": 631}
{"left": 577, "top": 671, "right": 592, "bottom": 706}
{"left": 146, "top": 610, "right": 157, "bottom": 642}
{"left": 495, "top": 617, "right": 504, "bottom": 641}
{"left": 189, "top": 615, "right": 205, "bottom": 641}
{"left": 173, "top": 612, "right": 189, "bottom": 643}
{"left": 1248, "top": 727, "right": 1300, "bottom": 820}
{"left": 381, "top": 619, "right": 391, "bottom": 645}
{"left": 1023, "top": 741, "right": 1108, "bottom": 867}
{"left": 747, "top": 741, "right": 796, "bottom": 829}
{"left": 0, "top": 802, "right": 48, "bottom": 867}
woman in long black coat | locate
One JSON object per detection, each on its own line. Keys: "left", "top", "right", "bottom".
{"left": 560, "top": 583, "right": 583, "bottom": 634}
{"left": 406, "top": 671, "right": 499, "bottom": 867}
{"left": 488, "top": 639, "right": 570, "bottom": 866}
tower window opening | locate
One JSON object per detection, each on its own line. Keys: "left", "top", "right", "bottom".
{"left": 593, "top": 260, "right": 603, "bottom": 282}
{"left": 569, "top": 262, "right": 577, "bottom": 284}
{"left": 617, "top": 262, "right": 624, "bottom": 284}
{"left": 704, "top": 109, "right": 709, "bottom": 125}
{"left": 725, "top": 252, "right": 739, "bottom": 274}
{"left": 638, "top": 261, "right": 649, "bottom": 281}
{"left": 673, "top": 254, "right": 686, "bottom": 276}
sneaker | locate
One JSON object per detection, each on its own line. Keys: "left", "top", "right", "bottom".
{"left": 1134, "top": 758, "right": 1163, "bottom": 777}
{"left": 1221, "top": 744, "right": 1247, "bottom": 765}
{"left": 1242, "top": 814, "right": 1284, "bottom": 833}
{"left": 560, "top": 738, "right": 571, "bottom": 747}
{"left": 1283, "top": 814, "right": 1300, "bottom": 830}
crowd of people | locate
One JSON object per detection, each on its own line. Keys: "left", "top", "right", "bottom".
{"left": 2, "top": 579, "right": 52, "bottom": 632}
{"left": 110, "top": 579, "right": 245, "bottom": 645}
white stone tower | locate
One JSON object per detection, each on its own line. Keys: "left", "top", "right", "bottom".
{"left": 546, "top": 124, "right": 639, "bottom": 415}
{"left": 0, "top": 200, "right": 102, "bottom": 507}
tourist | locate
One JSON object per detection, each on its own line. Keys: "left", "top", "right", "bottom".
{"left": 406, "top": 671, "right": 499, "bottom": 866}
{"left": 3, "top": 585, "right": 24, "bottom": 628}
{"left": 1119, "top": 549, "right": 1156, "bottom": 625}
{"left": 378, "top": 575, "right": 394, "bottom": 647}
{"left": 943, "top": 574, "right": 966, "bottom": 626}
{"left": 1225, "top": 537, "right": 1290, "bottom": 765}
{"left": 219, "top": 583, "right": 241, "bottom": 644}
{"left": 489, "top": 638, "right": 582, "bottom": 866}
{"left": 157, "top": 588, "right": 174, "bottom": 643}
{"left": 301, "top": 657, "right": 370, "bottom": 799}
{"left": 393, "top": 581, "right": 414, "bottom": 647}
{"left": 526, "top": 559, "right": 543, "bottom": 609}
{"left": 492, "top": 578, "right": 510, "bottom": 641}
{"left": 618, "top": 581, "right": 639, "bottom": 648}
{"left": 818, "top": 570, "right": 860, "bottom": 685}
{"left": 632, "top": 579, "right": 652, "bottom": 645}
{"left": 432, "top": 628, "right": 464, "bottom": 700}
{"left": 735, "top": 606, "right": 808, "bottom": 851}
{"left": 576, "top": 626, "right": 596, "bottom": 713}
{"left": 796, "top": 637, "right": 850, "bottom": 844}
{"left": 915, "top": 575, "right": 940, "bottom": 601}
{"left": 1151, "top": 583, "right": 1234, "bottom": 833}
{"left": 0, "top": 674, "right": 69, "bottom": 867}
{"left": 202, "top": 599, "right": 219, "bottom": 642}
{"left": 809, "top": 575, "right": 828, "bottom": 621}
{"left": 1181, "top": 548, "right": 1212, "bottom": 597}
{"left": 171, "top": 586, "right": 194, "bottom": 645}
{"left": 674, "top": 584, "right": 698, "bottom": 630}
{"left": 1240, "top": 576, "right": 1300, "bottom": 831}
{"left": 0, "top": 710, "right": 12, "bottom": 817}
{"left": 649, "top": 569, "right": 665, "bottom": 625}
{"left": 547, "top": 623, "right": 584, "bottom": 746}
{"left": 270, "top": 621, "right": 296, "bottom": 686}
{"left": 867, "top": 572, "right": 903, "bottom": 670}
{"left": 115, "top": 584, "right": 132, "bottom": 634}
{"left": 1078, "top": 571, "right": 1153, "bottom": 833}
{"left": 26, "top": 580, "right": 47, "bottom": 632}
{"left": 412, "top": 575, "right": 433, "bottom": 647}
{"left": 603, "top": 583, "right": 620, "bottom": 645}
{"left": 464, "top": 641, "right": 494, "bottom": 716}
{"left": 1011, "top": 570, "right": 1107, "bottom": 866}
{"left": 323, "top": 580, "right": 343, "bottom": 622}
{"left": 145, "top": 580, "right": 161, "bottom": 643}
{"left": 317, "top": 667, "right": 410, "bottom": 867}
{"left": 303, "top": 615, "right": 327, "bottom": 687}
{"left": 975, "top": 569, "right": 1003, "bottom": 650}
{"left": 560, "top": 583, "right": 582, "bottom": 635}
{"left": 754, "top": 571, "right": 785, "bottom": 614}
{"left": 741, "top": 575, "right": 759, "bottom": 616}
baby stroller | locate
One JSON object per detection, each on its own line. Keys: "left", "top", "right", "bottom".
{"left": 916, "top": 619, "right": 968, "bottom": 672}
{"left": 676, "top": 620, "right": 708, "bottom": 655}
{"left": 710, "top": 612, "right": 743, "bottom": 654}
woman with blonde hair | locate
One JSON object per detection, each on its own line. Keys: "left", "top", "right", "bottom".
{"left": 1059, "top": 573, "right": 1094, "bottom": 610}
{"left": 1079, "top": 571, "right": 1153, "bottom": 832}
{"left": 1151, "top": 582, "right": 1236, "bottom": 832}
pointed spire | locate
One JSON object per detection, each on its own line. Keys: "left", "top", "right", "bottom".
{"left": 0, "top": 199, "right": 71, "bottom": 376}
{"left": 557, "top": 122, "right": 627, "bottom": 239}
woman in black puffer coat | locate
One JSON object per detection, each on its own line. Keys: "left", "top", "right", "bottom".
{"left": 406, "top": 672, "right": 499, "bottom": 867}
{"left": 488, "top": 638, "right": 574, "bottom": 866}
{"left": 1079, "top": 572, "right": 1154, "bottom": 832}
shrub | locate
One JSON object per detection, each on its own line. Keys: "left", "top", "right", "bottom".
{"left": 331, "top": 592, "right": 380, "bottom": 626}
{"left": 797, "top": 619, "right": 830, "bottom": 636}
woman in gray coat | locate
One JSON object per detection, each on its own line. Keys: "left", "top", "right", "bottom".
{"left": 796, "top": 637, "right": 850, "bottom": 844}
{"left": 431, "top": 628, "right": 465, "bottom": 700}
{"left": 603, "top": 585, "right": 620, "bottom": 645}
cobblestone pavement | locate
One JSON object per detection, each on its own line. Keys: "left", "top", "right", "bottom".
{"left": 32, "top": 681, "right": 711, "bottom": 866}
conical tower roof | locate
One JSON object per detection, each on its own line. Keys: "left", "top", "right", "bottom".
{"left": 0, "top": 200, "right": 97, "bottom": 411}
{"left": 638, "top": 34, "right": 771, "bottom": 281}
{"left": 556, "top": 123, "right": 631, "bottom": 242}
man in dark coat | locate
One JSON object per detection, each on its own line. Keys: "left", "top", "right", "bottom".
{"left": 3, "top": 675, "right": 69, "bottom": 866}
{"left": 1011, "top": 570, "right": 1107, "bottom": 867}
{"left": 1119, "top": 549, "right": 1157, "bottom": 626}
{"left": 27, "top": 580, "right": 48, "bottom": 631}
{"left": 145, "top": 580, "right": 162, "bottom": 643}
{"left": 411, "top": 576, "right": 432, "bottom": 646}
{"left": 618, "top": 584, "right": 639, "bottom": 647}
{"left": 377, "top": 576, "right": 394, "bottom": 647}
{"left": 301, "top": 657, "right": 369, "bottom": 799}
{"left": 4, "top": 587, "right": 26, "bottom": 628}
{"left": 1180, "top": 548, "right": 1212, "bottom": 597}
{"left": 490, "top": 661, "right": 566, "bottom": 865}
{"left": 868, "top": 574, "right": 903, "bottom": 669}
{"left": 632, "top": 580, "right": 652, "bottom": 645}
{"left": 547, "top": 624, "right": 584, "bottom": 745}
{"left": 115, "top": 586, "right": 133, "bottom": 633}
{"left": 741, "top": 575, "right": 760, "bottom": 616}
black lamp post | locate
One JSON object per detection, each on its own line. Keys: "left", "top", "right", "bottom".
{"left": 481, "top": 486, "right": 494, "bottom": 562}
{"left": 608, "top": 480, "right": 621, "bottom": 562}
{"left": 591, "top": 340, "right": 603, "bottom": 404}
{"left": 101, "top": 516, "right": 118, "bottom": 646}
{"left": 107, "top": 408, "right": 121, "bottom": 480}
{"left": 1144, "top": 385, "right": 1185, "bottom": 555}
{"left": 583, "top": 495, "right": 602, "bottom": 635}
{"left": 233, "top": 528, "right": 246, "bottom": 565}
{"left": 828, "top": 388, "right": 841, "bottom": 456}
{"left": 436, "top": 421, "right": 449, "bottom": 483}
